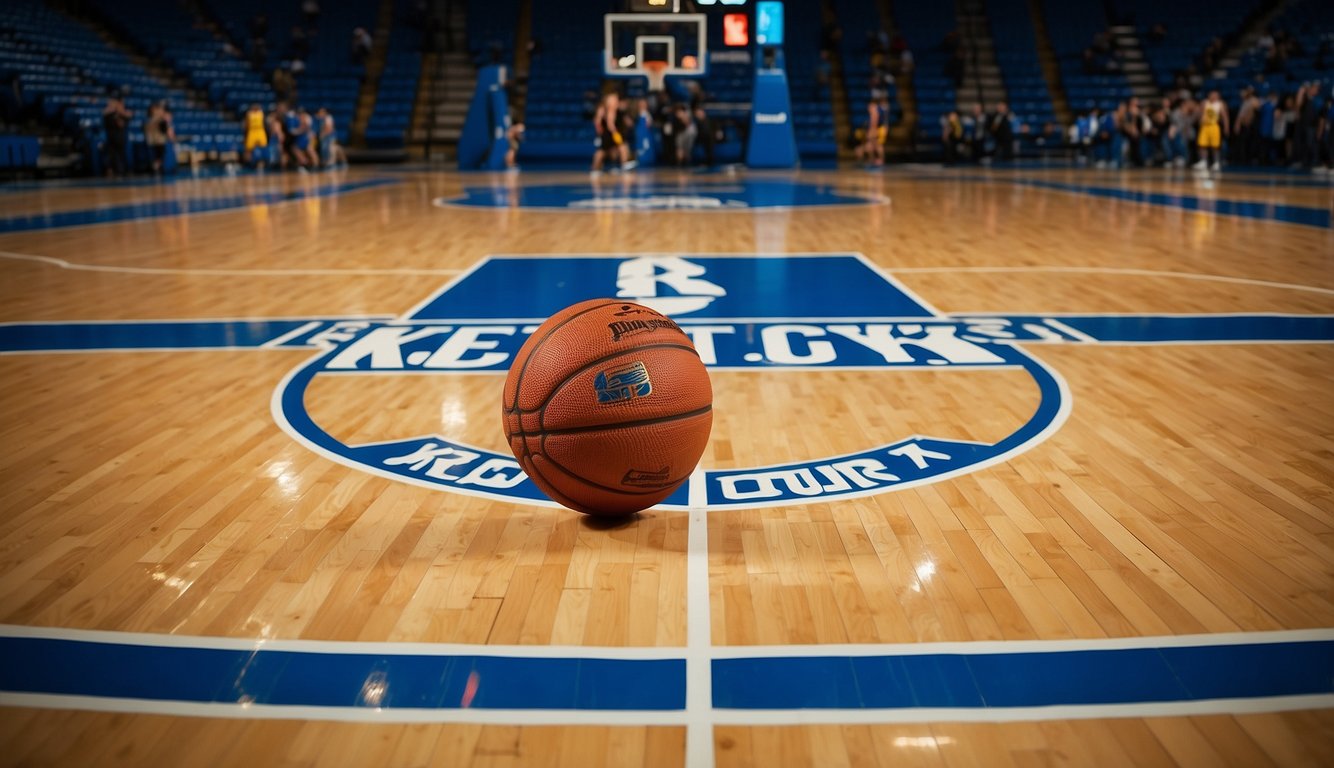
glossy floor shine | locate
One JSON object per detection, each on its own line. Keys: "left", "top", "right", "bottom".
{"left": 0, "top": 166, "right": 1332, "bottom": 767}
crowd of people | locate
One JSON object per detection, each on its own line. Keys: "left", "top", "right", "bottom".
{"left": 242, "top": 101, "right": 345, "bottom": 170}
{"left": 1054, "top": 83, "right": 1334, "bottom": 172}
{"left": 588, "top": 87, "right": 721, "bottom": 173}
{"left": 100, "top": 92, "right": 176, "bottom": 178}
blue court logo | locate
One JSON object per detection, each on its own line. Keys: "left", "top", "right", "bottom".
{"left": 272, "top": 253, "right": 1074, "bottom": 510}
{"left": 435, "top": 179, "right": 887, "bottom": 211}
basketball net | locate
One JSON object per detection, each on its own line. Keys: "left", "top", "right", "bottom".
{"left": 644, "top": 60, "right": 669, "bottom": 92}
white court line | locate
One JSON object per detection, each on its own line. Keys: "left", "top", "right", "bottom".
{"left": 2, "top": 692, "right": 1328, "bottom": 727}
{"left": 887, "top": 265, "right": 1334, "bottom": 297}
{"left": 0, "top": 250, "right": 464, "bottom": 277}
{"left": 708, "top": 695, "right": 1334, "bottom": 725}
{"left": 3, "top": 248, "right": 1329, "bottom": 299}
{"left": 686, "top": 476, "right": 715, "bottom": 768}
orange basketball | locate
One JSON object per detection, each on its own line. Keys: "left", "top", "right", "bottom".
{"left": 501, "top": 299, "right": 713, "bottom": 516}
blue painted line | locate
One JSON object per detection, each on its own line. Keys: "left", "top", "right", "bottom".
{"left": 4, "top": 635, "right": 1329, "bottom": 714}
{"left": 991, "top": 314, "right": 1334, "bottom": 344}
{"left": 0, "top": 178, "right": 398, "bottom": 233}
{"left": 0, "top": 320, "right": 316, "bottom": 352}
{"left": 1014, "top": 178, "right": 1331, "bottom": 229}
{"left": 0, "top": 638, "right": 686, "bottom": 711}
{"left": 1227, "top": 178, "right": 1334, "bottom": 189}
{"left": 712, "top": 641, "right": 1334, "bottom": 709}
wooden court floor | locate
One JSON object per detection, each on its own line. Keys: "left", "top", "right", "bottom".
{"left": 0, "top": 166, "right": 1331, "bottom": 766}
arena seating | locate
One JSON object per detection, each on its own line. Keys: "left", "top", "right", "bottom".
{"left": 519, "top": 0, "right": 606, "bottom": 162}
{"left": 1206, "top": 0, "right": 1334, "bottom": 98}
{"left": 894, "top": 2, "right": 957, "bottom": 142}
{"left": 1043, "top": 0, "right": 1131, "bottom": 114}
{"left": 467, "top": 0, "right": 520, "bottom": 67}
{"left": 199, "top": 0, "right": 376, "bottom": 145}
{"left": 0, "top": 134, "right": 40, "bottom": 171}
{"left": 1, "top": 0, "right": 239, "bottom": 168}
{"left": 1109, "top": 0, "right": 1260, "bottom": 93}
{"left": 988, "top": 0, "right": 1057, "bottom": 132}
{"left": 366, "top": 0, "right": 423, "bottom": 150}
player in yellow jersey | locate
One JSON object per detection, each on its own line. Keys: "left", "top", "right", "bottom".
{"left": 243, "top": 104, "right": 268, "bottom": 167}
{"left": 1195, "top": 90, "right": 1229, "bottom": 172}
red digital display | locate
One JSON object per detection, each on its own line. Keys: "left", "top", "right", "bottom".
{"left": 724, "top": 13, "right": 749, "bottom": 47}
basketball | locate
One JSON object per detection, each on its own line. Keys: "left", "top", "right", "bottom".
{"left": 502, "top": 299, "right": 713, "bottom": 516}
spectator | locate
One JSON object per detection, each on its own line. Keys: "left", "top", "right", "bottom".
{"left": 672, "top": 102, "right": 696, "bottom": 166}
{"left": 250, "top": 38, "right": 268, "bottom": 71}
{"left": 101, "top": 92, "right": 130, "bottom": 177}
{"left": 302, "top": 0, "right": 321, "bottom": 28}
{"left": 145, "top": 101, "right": 175, "bottom": 175}
{"left": 1148, "top": 23, "right": 1167, "bottom": 45}
{"left": 1259, "top": 90, "right": 1278, "bottom": 165}
{"left": 968, "top": 103, "right": 987, "bottom": 161}
{"left": 1296, "top": 82, "right": 1320, "bottom": 169}
{"left": 989, "top": 102, "right": 1015, "bottom": 160}
{"left": 693, "top": 106, "right": 715, "bottom": 168}
{"left": 250, "top": 14, "right": 269, "bottom": 42}
{"left": 351, "top": 27, "right": 373, "bottom": 65}
{"left": 289, "top": 26, "right": 309, "bottom": 65}
{"left": 272, "top": 66, "right": 295, "bottom": 102}
{"left": 814, "top": 50, "right": 832, "bottom": 96}
{"left": 941, "top": 110, "right": 963, "bottom": 164}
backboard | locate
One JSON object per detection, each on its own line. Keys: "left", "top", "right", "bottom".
{"left": 604, "top": 13, "right": 708, "bottom": 81}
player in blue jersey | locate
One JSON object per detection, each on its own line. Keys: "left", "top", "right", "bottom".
{"left": 857, "top": 93, "right": 890, "bottom": 166}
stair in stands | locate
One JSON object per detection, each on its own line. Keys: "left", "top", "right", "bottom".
{"left": 511, "top": 0, "right": 534, "bottom": 122}
{"left": 1026, "top": 0, "right": 1070, "bottom": 125}
{"left": 410, "top": 52, "right": 474, "bottom": 159}
{"left": 955, "top": 0, "right": 1007, "bottom": 109}
{"left": 878, "top": 0, "right": 919, "bottom": 157}
{"left": 1109, "top": 25, "right": 1159, "bottom": 101}
{"left": 351, "top": 0, "right": 397, "bottom": 149}
{"left": 1215, "top": 0, "right": 1290, "bottom": 74}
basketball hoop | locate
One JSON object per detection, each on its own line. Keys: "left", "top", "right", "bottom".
{"left": 644, "top": 61, "right": 670, "bottom": 92}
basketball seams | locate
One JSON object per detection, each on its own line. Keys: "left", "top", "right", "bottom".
{"left": 539, "top": 409, "right": 712, "bottom": 497}
{"left": 537, "top": 404, "right": 713, "bottom": 437}
{"left": 504, "top": 299, "right": 624, "bottom": 475}
{"left": 504, "top": 299, "right": 622, "bottom": 414}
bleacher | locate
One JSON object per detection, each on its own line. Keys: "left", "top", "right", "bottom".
{"left": 519, "top": 0, "right": 604, "bottom": 162}
{"left": 1, "top": 0, "right": 239, "bottom": 171}
{"left": 1211, "top": 0, "right": 1334, "bottom": 101}
{"left": 1110, "top": 0, "right": 1261, "bottom": 94}
{"left": 1043, "top": 0, "right": 1131, "bottom": 114}
{"left": 200, "top": 0, "right": 375, "bottom": 145}
{"left": 827, "top": 0, "right": 891, "bottom": 151}
{"left": 82, "top": 0, "right": 251, "bottom": 155}
{"left": 467, "top": 0, "right": 520, "bottom": 68}
{"left": 782, "top": 0, "right": 836, "bottom": 158}
{"left": 988, "top": 0, "right": 1057, "bottom": 134}
{"left": 366, "top": 0, "right": 423, "bottom": 150}
{"left": 895, "top": 2, "right": 957, "bottom": 143}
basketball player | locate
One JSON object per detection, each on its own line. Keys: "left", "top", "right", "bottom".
{"left": 243, "top": 104, "right": 268, "bottom": 167}
{"left": 291, "top": 107, "right": 314, "bottom": 169}
{"left": 591, "top": 92, "right": 629, "bottom": 173}
{"left": 857, "top": 93, "right": 890, "bottom": 167}
{"left": 314, "top": 107, "right": 345, "bottom": 168}
{"left": 1194, "top": 90, "right": 1229, "bottom": 172}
